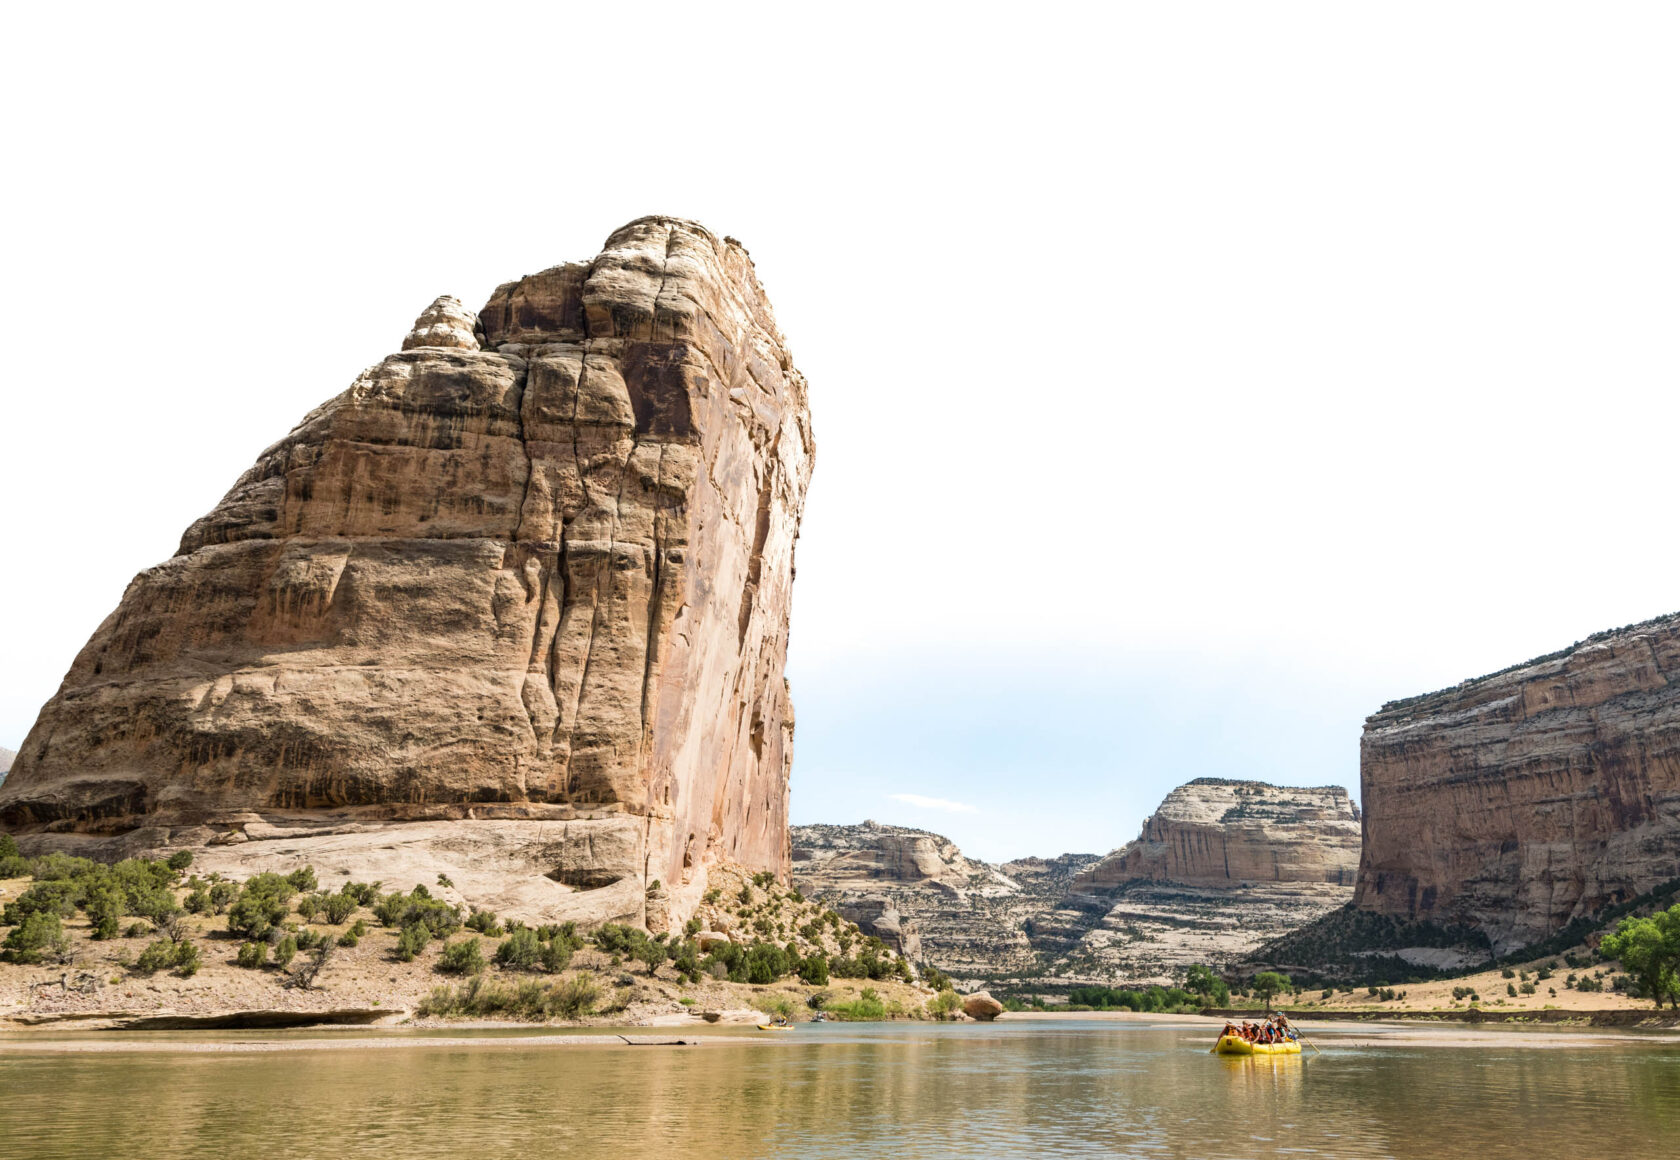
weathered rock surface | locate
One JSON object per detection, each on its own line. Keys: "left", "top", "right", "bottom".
{"left": 0, "top": 217, "right": 814, "bottom": 930}
{"left": 791, "top": 821, "right": 1087, "bottom": 979}
{"left": 1072, "top": 779, "right": 1361, "bottom": 891}
{"left": 1356, "top": 613, "right": 1680, "bottom": 954}
{"left": 1053, "top": 781, "right": 1359, "bottom": 983}
{"left": 794, "top": 780, "right": 1360, "bottom": 988}
{"left": 962, "top": 990, "right": 1003, "bottom": 1021}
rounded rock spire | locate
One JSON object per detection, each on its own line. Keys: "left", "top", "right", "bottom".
{"left": 401, "top": 295, "right": 481, "bottom": 351}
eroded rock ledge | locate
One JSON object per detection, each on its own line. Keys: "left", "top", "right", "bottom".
{"left": 0, "top": 217, "right": 814, "bottom": 930}
{"left": 1356, "top": 613, "right": 1680, "bottom": 954}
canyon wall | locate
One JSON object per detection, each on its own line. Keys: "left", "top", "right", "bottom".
{"left": 0, "top": 217, "right": 814, "bottom": 930}
{"left": 1072, "top": 779, "right": 1360, "bottom": 892}
{"left": 1356, "top": 614, "right": 1680, "bottom": 954}
{"left": 794, "top": 779, "right": 1360, "bottom": 987}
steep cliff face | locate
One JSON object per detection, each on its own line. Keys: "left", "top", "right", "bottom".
{"left": 1073, "top": 779, "right": 1361, "bottom": 892}
{"left": 0, "top": 217, "right": 814, "bottom": 930}
{"left": 1356, "top": 614, "right": 1680, "bottom": 954}
{"left": 1051, "top": 780, "right": 1361, "bottom": 983}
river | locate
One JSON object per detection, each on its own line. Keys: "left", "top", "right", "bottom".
{"left": 2, "top": 1019, "right": 1676, "bottom": 1157}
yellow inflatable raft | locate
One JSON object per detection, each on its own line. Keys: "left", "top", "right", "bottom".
{"left": 757, "top": 1022, "right": 795, "bottom": 1031}
{"left": 1214, "top": 1034, "right": 1301, "bottom": 1055}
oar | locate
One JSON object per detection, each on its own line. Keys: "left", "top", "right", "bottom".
{"left": 1295, "top": 1027, "right": 1323, "bottom": 1055}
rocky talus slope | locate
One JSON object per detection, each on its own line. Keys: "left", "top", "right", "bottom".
{"left": 0, "top": 217, "right": 814, "bottom": 932}
{"left": 790, "top": 822, "right": 1086, "bottom": 978}
{"left": 1356, "top": 613, "right": 1680, "bottom": 954}
{"left": 1056, "top": 780, "right": 1360, "bottom": 982}
{"left": 794, "top": 780, "right": 1359, "bottom": 988}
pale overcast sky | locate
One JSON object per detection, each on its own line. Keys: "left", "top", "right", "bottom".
{"left": 3, "top": 5, "right": 1676, "bottom": 861}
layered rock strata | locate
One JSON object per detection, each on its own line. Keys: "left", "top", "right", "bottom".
{"left": 1356, "top": 614, "right": 1680, "bottom": 954}
{"left": 791, "top": 821, "right": 1086, "bottom": 978}
{"left": 1072, "top": 779, "right": 1361, "bottom": 892}
{"left": 0, "top": 217, "right": 814, "bottom": 930}
{"left": 794, "top": 782, "right": 1362, "bottom": 989}
{"left": 1056, "top": 780, "right": 1360, "bottom": 983}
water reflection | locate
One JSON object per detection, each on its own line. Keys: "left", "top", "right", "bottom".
{"left": 0, "top": 1022, "right": 1675, "bottom": 1159}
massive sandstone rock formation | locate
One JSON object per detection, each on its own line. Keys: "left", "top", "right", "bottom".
{"left": 1356, "top": 614, "right": 1680, "bottom": 954}
{"left": 1072, "top": 779, "right": 1361, "bottom": 892}
{"left": 0, "top": 217, "right": 814, "bottom": 930}
{"left": 1058, "top": 780, "right": 1361, "bottom": 982}
{"left": 793, "top": 782, "right": 1361, "bottom": 987}
{"left": 790, "top": 821, "right": 1056, "bottom": 974}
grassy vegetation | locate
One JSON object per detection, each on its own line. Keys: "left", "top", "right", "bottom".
{"left": 417, "top": 974, "right": 601, "bottom": 1021}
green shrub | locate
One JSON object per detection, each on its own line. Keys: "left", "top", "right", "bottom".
{"left": 295, "top": 893, "right": 325, "bottom": 922}
{"left": 226, "top": 874, "right": 297, "bottom": 938}
{"left": 322, "top": 893, "right": 358, "bottom": 925}
{"left": 466, "top": 910, "right": 503, "bottom": 936}
{"left": 84, "top": 882, "right": 125, "bottom": 940}
{"left": 272, "top": 935, "right": 298, "bottom": 969}
{"left": 2, "top": 880, "right": 78, "bottom": 926}
{"left": 286, "top": 866, "right": 318, "bottom": 893}
{"left": 173, "top": 941, "right": 202, "bottom": 977}
{"left": 209, "top": 880, "right": 238, "bottom": 913}
{"left": 237, "top": 941, "right": 268, "bottom": 969}
{"left": 799, "top": 953, "right": 830, "bottom": 985}
{"left": 928, "top": 989, "right": 962, "bottom": 1020}
{"left": 374, "top": 888, "right": 461, "bottom": 937}
{"left": 541, "top": 935, "right": 577, "bottom": 974}
{"left": 0, "top": 834, "right": 17, "bottom": 860}
{"left": 166, "top": 850, "right": 194, "bottom": 872}
{"left": 439, "top": 938, "right": 487, "bottom": 975}
{"left": 135, "top": 940, "right": 179, "bottom": 973}
{"left": 495, "top": 928, "right": 542, "bottom": 971}
{"left": 437, "top": 874, "right": 454, "bottom": 889}
{"left": 396, "top": 923, "right": 431, "bottom": 962}
{"left": 3, "top": 912, "right": 70, "bottom": 964}
{"left": 184, "top": 888, "right": 212, "bottom": 915}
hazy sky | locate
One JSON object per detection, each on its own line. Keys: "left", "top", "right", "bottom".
{"left": 3, "top": 5, "right": 1677, "bottom": 861}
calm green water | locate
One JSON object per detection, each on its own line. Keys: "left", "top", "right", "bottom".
{"left": 2, "top": 1020, "right": 1677, "bottom": 1158}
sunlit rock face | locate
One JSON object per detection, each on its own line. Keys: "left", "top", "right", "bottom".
{"left": 1072, "top": 779, "right": 1361, "bottom": 891}
{"left": 1356, "top": 614, "right": 1680, "bottom": 954}
{"left": 0, "top": 217, "right": 814, "bottom": 930}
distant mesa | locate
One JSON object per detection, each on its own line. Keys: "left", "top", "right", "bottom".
{"left": 0, "top": 217, "right": 814, "bottom": 933}
{"left": 1355, "top": 612, "right": 1680, "bottom": 955}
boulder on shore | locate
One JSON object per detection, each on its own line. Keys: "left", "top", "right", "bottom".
{"left": 963, "top": 991, "right": 1003, "bottom": 1021}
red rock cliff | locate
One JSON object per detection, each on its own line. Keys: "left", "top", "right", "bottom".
{"left": 0, "top": 217, "right": 814, "bottom": 929}
{"left": 1356, "top": 614, "right": 1680, "bottom": 953}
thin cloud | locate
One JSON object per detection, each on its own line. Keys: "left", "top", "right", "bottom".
{"left": 889, "top": 793, "right": 977, "bottom": 814}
